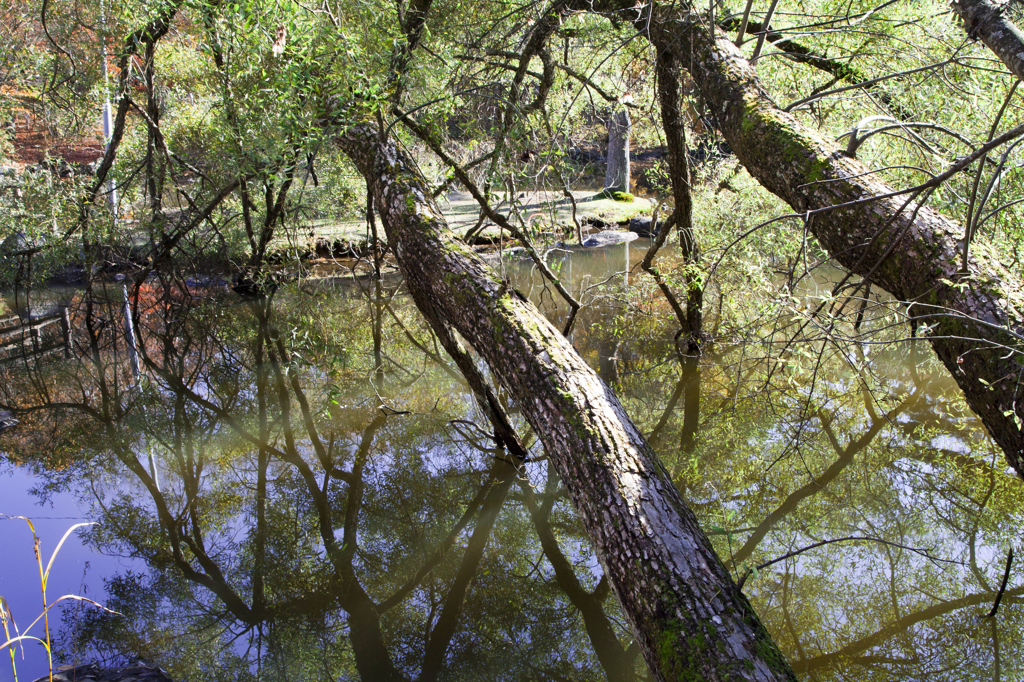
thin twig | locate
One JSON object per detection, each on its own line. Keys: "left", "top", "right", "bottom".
{"left": 987, "top": 548, "right": 1015, "bottom": 618}
{"left": 395, "top": 108, "right": 582, "bottom": 335}
{"left": 737, "top": 534, "right": 958, "bottom": 590}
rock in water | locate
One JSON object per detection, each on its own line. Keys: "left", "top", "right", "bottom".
{"left": 581, "top": 230, "right": 639, "bottom": 248}
{"left": 628, "top": 216, "right": 657, "bottom": 237}
{"left": 0, "top": 409, "right": 18, "bottom": 433}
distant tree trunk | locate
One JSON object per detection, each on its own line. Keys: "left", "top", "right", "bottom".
{"left": 338, "top": 124, "right": 797, "bottom": 682}
{"left": 604, "top": 109, "right": 631, "bottom": 193}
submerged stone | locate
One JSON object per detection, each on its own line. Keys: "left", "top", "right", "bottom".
{"left": 0, "top": 409, "right": 17, "bottom": 432}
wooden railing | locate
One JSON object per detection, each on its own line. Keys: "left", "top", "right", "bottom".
{"left": 0, "top": 308, "right": 72, "bottom": 364}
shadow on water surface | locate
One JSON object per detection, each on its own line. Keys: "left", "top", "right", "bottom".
{"left": 0, "top": 251, "right": 1021, "bottom": 681}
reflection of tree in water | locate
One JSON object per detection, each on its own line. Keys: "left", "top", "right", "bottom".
{"left": 574, "top": 268, "right": 1024, "bottom": 681}
{"left": 2, "top": 273, "right": 1023, "bottom": 681}
{"left": 643, "top": 340, "right": 1024, "bottom": 681}
{"left": 2, "top": 279, "right": 643, "bottom": 681}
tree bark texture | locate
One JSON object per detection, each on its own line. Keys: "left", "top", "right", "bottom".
{"left": 952, "top": 0, "right": 1024, "bottom": 82}
{"left": 616, "top": 2, "right": 1024, "bottom": 479}
{"left": 338, "top": 125, "right": 797, "bottom": 682}
{"left": 605, "top": 109, "right": 632, "bottom": 193}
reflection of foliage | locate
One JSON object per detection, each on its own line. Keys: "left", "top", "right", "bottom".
{"left": 606, "top": 264, "right": 1024, "bottom": 680}
{"left": 2, "top": 259, "right": 1023, "bottom": 680}
{"left": 2, "top": 0, "right": 1024, "bottom": 675}
{"left": 1, "top": 280, "right": 639, "bottom": 681}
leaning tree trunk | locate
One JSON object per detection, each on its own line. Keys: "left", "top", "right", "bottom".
{"left": 952, "top": 0, "right": 1024, "bottom": 82}
{"left": 338, "top": 124, "right": 796, "bottom": 682}
{"left": 579, "top": 0, "right": 1024, "bottom": 479}
{"left": 604, "top": 108, "right": 631, "bottom": 194}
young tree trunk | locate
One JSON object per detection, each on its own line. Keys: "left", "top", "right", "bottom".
{"left": 604, "top": 109, "right": 631, "bottom": 193}
{"left": 656, "top": 49, "right": 703, "bottom": 344}
{"left": 599, "top": 1, "right": 1024, "bottom": 480}
{"left": 338, "top": 124, "right": 797, "bottom": 682}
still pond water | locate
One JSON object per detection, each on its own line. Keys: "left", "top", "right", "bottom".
{"left": 1, "top": 240, "right": 1021, "bottom": 681}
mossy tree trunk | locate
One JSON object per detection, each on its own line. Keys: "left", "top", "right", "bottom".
{"left": 338, "top": 124, "right": 797, "bottom": 682}
{"left": 655, "top": 44, "right": 703, "bottom": 347}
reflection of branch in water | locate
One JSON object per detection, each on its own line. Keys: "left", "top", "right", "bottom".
{"left": 384, "top": 298, "right": 467, "bottom": 387}
{"left": 645, "top": 364, "right": 688, "bottom": 450}
{"left": 8, "top": 261, "right": 661, "bottom": 678}
{"left": 779, "top": 569, "right": 808, "bottom": 666}
{"left": 679, "top": 353, "right": 700, "bottom": 456}
{"left": 520, "top": 465, "right": 644, "bottom": 682}
{"left": 793, "top": 587, "right": 1024, "bottom": 674}
{"left": 72, "top": 288, "right": 264, "bottom": 627}
{"left": 737, "top": 535, "right": 962, "bottom": 590}
{"left": 992, "top": 616, "right": 1002, "bottom": 682}
{"left": 968, "top": 460, "right": 1000, "bottom": 592}
{"left": 378, "top": 475, "right": 496, "bottom": 613}
{"left": 419, "top": 458, "right": 516, "bottom": 682}
{"left": 121, "top": 293, "right": 413, "bottom": 678}
{"left": 987, "top": 548, "right": 1015, "bottom": 618}
{"left": 646, "top": 352, "right": 701, "bottom": 466}
{"left": 100, "top": 422, "right": 261, "bottom": 626}
{"left": 730, "top": 389, "right": 922, "bottom": 568}
{"left": 429, "top": 318, "right": 529, "bottom": 461}
{"left": 384, "top": 284, "right": 529, "bottom": 460}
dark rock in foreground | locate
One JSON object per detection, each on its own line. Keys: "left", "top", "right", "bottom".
{"left": 32, "top": 663, "right": 173, "bottom": 682}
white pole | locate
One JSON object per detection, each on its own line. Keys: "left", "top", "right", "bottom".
{"left": 100, "top": 0, "right": 118, "bottom": 219}
{"left": 121, "top": 284, "right": 141, "bottom": 382}
{"left": 122, "top": 280, "right": 158, "bottom": 489}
